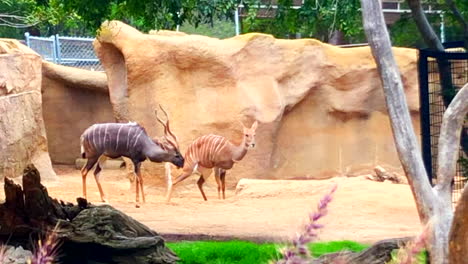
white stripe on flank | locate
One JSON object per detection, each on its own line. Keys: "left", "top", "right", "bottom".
{"left": 195, "top": 138, "right": 203, "bottom": 165}
{"left": 99, "top": 125, "right": 103, "bottom": 148}
{"left": 126, "top": 126, "right": 132, "bottom": 150}
{"left": 210, "top": 137, "right": 221, "bottom": 161}
{"left": 201, "top": 137, "right": 209, "bottom": 164}
{"left": 188, "top": 147, "right": 196, "bottom": 168}
{"left": 217, "top": 139, "right": 229, "bottom": 158}
{"left": 207, "top": 136, "right": 217, "bottom": 163}
{"left": 104, "top": 124, "right": 109, "bottom": 149}
{"left": 92, "top": 126, "right": 97, "bottom": 149}
{"left": 205, "top": 136, "right": 213, "bottom": 162}
{"left": 213, "top": 137, "right": 227, "bottom": 158}
{"left": 115, "top": 125, "right": 123, "bottom": 151}
{"left": 200, "top": 137, "right": 208, "bottom": 163}
{"left": 133, "top": 130, "right": 143, "bottom": 147}
{"left": 206, "top": 137, "right": 212, "bottom": 162}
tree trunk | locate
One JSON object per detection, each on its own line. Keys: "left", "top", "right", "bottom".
{"left": 360, "top": 1, "right": 468, "bottom": 264}
{"left": 360, "top": 0, "right": 436, "bottom": 225}
{"left": 449, "top": 184, "right": 468, "bottom": 263}
{"left": 0, "top": 164, "right": 178, "bottom": 264}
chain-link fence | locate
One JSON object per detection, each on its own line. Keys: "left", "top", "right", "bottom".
{"left": 419, "top": 41, "right": 468, "bottom": 205}
{"left": 25, "top": 32, "right": 103, "bottom": 71}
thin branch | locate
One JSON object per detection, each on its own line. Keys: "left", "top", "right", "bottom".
{"left": 435, "top": 83, "right": 468, "bottom": 198}
{"left": 0, "top": 14, "right": 28, "bottom": 19}
{"left": 406, "top": 0, "right": 445, "bottom": 51}
{"left": 0, "top": 14, "right": 38, "bottom": 28}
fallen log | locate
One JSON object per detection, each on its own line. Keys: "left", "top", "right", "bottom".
{"left": 0, "top": 164, "right": 178, "bottom": 264}
{"left": 312, "top": 237, "right": 412, "bottom": 264}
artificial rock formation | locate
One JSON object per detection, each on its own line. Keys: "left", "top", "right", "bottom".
{"left": 94, "top": 20, "right": 420, "bottom": 187}
{"left": 0, "top": 39, "right": 56, "bottom": 180}
{"left": 41, "top": 62, "right": 114, "bottom": 164}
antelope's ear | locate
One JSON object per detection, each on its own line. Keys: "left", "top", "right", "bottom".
{"left": 251, "top": 120, "right": 258, "bottom": 130}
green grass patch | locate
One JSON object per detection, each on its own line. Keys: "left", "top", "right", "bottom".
{"left": 166, "top": 240, "right": 369, "bottom": 264}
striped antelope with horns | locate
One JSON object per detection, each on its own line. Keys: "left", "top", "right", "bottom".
{"left": 165, "top": 120, "right": 258, "bottom": 202}
{"left": 80, "top": 105, "right": 184, "bottom": 204}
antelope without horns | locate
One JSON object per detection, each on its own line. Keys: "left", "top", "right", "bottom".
{"left": 165, "top": 120, "right": 258, "bottom": 202}
{"left": 80, "top": 105, "right": 184, "bottom": 204}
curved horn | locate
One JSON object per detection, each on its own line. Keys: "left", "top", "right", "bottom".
{"left": 158, "top": 104, "right": 178, "bottom": 142}
{"left": 154, "top": 109, "right": 168, "bottom": 135}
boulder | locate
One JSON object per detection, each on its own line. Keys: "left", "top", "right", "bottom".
{"left": 1, "top": 246, "right": 33, "bottom": 264}
{"left": 0, "top": 39, "right": 56, "bottom": 180}
{"left": 94, "top": 20, "right": 420, "bottom": 187}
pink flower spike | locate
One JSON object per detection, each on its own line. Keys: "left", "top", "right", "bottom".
{"left": 276, "top": 184, "right": 338, "bottom": 264}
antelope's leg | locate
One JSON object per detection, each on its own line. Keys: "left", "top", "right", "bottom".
{"left": 166, "top": 170, "right": 192, "bottom": 203}
{"left": 93, "top": 156, "right": 108, "bottom": 202}
{"left": 164, "top": 163, "right": 173, "bottom": 202}
{"left": 135, "top": 162, "right": 145, "bottom": 203}
{"left": 123, "top": 157, "right": 135, "bottom": 183}
{"left": 220, "top": 169, "right": 226, "bottom": 200}
{"left": 133, "top": 161, "right": 141, "bottom": 203}
{"left": 81, "top": 156, "right": 99, "bottom": 200}
{"left": 172, "top": 167, "right": 196, "bottom": 186}
{"left": 197, "top": 175, "right": 208, "bottom": 201}
{"left": 214, "top": 167, "right": 222, "bottom": 199}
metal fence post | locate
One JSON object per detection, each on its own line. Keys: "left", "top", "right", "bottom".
{"left": 51, "top": 35, "right": 57, "bottom": 63}
{"left": 55, "top": 34, "right": 62, "bottom": 64}
{"left": 24, "top": 32, "right": 30, "bottom": 47}
{"left": 418, "top": 50, "right": 433, "bottom": 185}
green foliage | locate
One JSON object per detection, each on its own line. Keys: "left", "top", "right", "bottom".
{"left": 309, "top": 240, "right": 368, "bottom": 256}
{"left": 460, "top": 156, "right": 468, "bottom": 180}
{"left": 179, "top": 19, "right": 236, "bottom": 39}
{"left": 0, "top": 0, "right": 92, "bottom": 38}
{"left": 390, "top": 0, "right": 468, "bottom": 48}
{"left": 0, "top": 0, "right": 36, "bottom": 38}
{"left": 2, "top": 0, "right": 466, "bottom": 46}
{"left": 166, "top": 240, "right": 369, "bottom": 264}
{"left": 61, "top": 0, "right": 246, "bottom": 33}
{"left": 390, "top": 14, "right": 432, "bottom": 48}
{"left": 243, "top": 0, "right": 365, "bottom": 42}
{"left": 389, "top": 249, "right": 429, "bottom": 264}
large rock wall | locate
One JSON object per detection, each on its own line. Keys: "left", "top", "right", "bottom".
{"left": 41, "top": 62, "right": 114, "bottom": 164}
{"left": 94, "top": 21, "right": 420, "bottom": 187}
{"left": 0, "top": 39, "right": 56, "bottom": 180}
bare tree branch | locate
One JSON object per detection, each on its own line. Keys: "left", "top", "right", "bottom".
{"left": 407, "top": 0, "right": 445, "bottom": 51}
{"left": 0, "top": 14, "right": 38, "bottom": 28}
{"left": 435, "top": 83, "right": 468, "bottom": 199}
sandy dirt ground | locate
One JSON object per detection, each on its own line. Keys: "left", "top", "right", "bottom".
{"left": 2, "top": 165, "right": 423, "bottom": 244}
